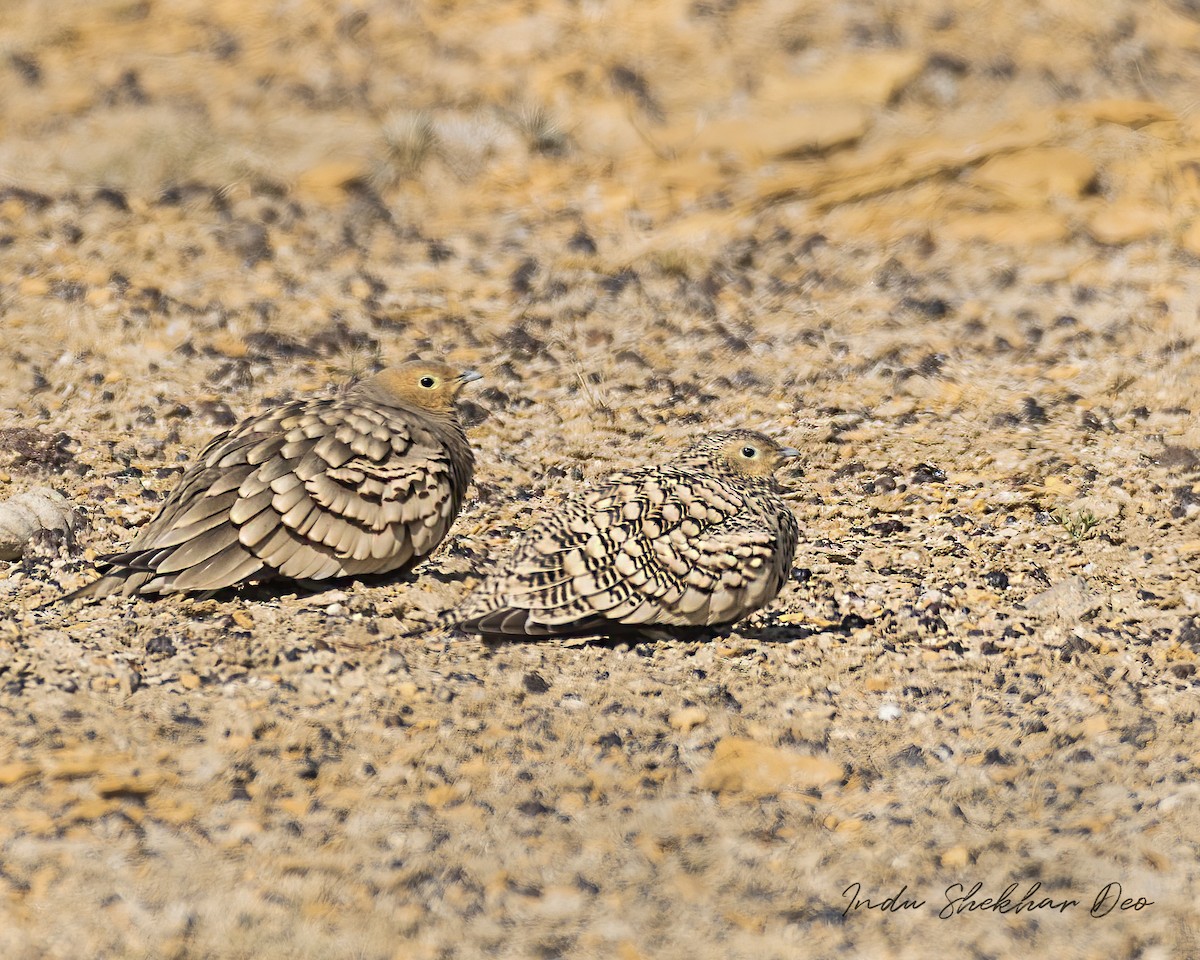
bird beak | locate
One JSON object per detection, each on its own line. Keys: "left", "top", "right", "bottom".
{"left": 458, "top": 370, "right": 483, "bottom": 384}
{"left": 779, "top": 446, "right": 801, "bottom": 459}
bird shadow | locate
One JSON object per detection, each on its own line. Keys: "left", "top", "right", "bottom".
{"left": 735, "top": 612, "right": 875, "bottom": 644}
{"left": 111, "top": 567, "right": 433, "bottom": 607}
{"left": 461, "top": 614, "right": 860, "bottom": 651}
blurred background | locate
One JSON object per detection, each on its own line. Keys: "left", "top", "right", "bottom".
{"left": 3, "top": 0, "right": 1199, "bottom": 318}
{"left": 4, "top": 0, "right": 1200, "bottom": 417}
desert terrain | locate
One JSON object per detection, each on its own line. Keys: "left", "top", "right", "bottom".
{"left": 2, "top": 0, "right": 1200, "bottom": 957}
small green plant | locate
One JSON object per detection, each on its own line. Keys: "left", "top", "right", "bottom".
{"left": 1053, "top": 506, "right": 1099, "bottom": 541}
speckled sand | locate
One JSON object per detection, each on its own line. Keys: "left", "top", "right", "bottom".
{"left": 2, "top": 1, "right": 1200, "bottom": 957}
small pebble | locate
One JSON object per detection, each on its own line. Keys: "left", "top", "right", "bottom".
{"left": 878, "top": 704, "right": 903, "bottom": 722}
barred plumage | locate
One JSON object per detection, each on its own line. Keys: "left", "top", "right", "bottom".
{"left": 59, "top": 360, "right": 480, "bottom": 601}
{"left": 452, "top": 430, "right": 800, "bottom": 639}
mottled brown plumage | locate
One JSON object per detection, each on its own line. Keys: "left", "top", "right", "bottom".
{"left": 452, "top": 430, "right": 800, "bottom": 639}
{"left": 60, "top": 360, "right": 480, "bottom": 601}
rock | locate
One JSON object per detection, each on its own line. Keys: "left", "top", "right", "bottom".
{"left": 669, "top": 706, "right": 708, "bottom": 733}
{"left": 761, "top": 51, "right": 925, "bottom": 106}
{"left": 294, "top": 161, "right": 369, "bottom": 205}
{"left": 0, "top": 487, "right": 81, "bottom": 560}
{"left": 698, "top": 737, "right": 843, "bottom": 797}
{"left": 942, "top": 211, "right": 1070, "bottom": 246}
{"left": 687, "top": 107, "right": 870, "bottom": 160}
{"left": 1083, "top": 99, "right": 1174, "bottom": 127}
{"left": 970, "top": 147, "right": 1096, "bottom": 200}
{"left": 1087, "top": 200, "right": 1167, "bottom": 245}
{"left": 0, "top": 762, "right": 38, "bottom": 786}
{"left": 1079, "top": 716, "right": 1109, "bottom": 737}
{"left": 1026, "top": 577, "right": 1101, "bottom": 621}
{"left": 96, "top": 773, "right": 161, "bottom": 797}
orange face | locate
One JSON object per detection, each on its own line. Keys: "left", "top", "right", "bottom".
{"left": 369, "top": 361, "right": 482, "bottom": 412}
{"left": 713, "top": 433, "right": 800, "bottom": 478}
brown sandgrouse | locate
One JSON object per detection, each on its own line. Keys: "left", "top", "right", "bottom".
{"left": 451, "top": 429, "right": 800, "bottom": 639}
{"left": 60, "top": 360, "right": 480, "bottom": 600}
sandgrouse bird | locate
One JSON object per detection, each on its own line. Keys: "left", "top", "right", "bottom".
{"left": 452, "top": 430, "right": 800, "bottom": 640}
{"left": 60, "top": 360, "right": 480, "bottom": 600}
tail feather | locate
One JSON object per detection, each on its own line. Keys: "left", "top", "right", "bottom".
{"left": 451, "top": 593, "right": 612, "bottom": 640}
{"left": 41, "top": 568, "right": 153, "bottom": 608}
{"left": 455, "top": 605, "right": 533, "bottom": 637}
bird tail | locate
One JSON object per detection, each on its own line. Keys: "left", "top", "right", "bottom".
{"left": 443, "top": 580, "right": 518, "bottom": 635}
{"left": 389, "top": 594, "right": 506, "bottom": 638}
{"left": 410, "top": 601, "right": 501, "bottom": 638}
{"left": 453, "top": 605, "right": 530, "bottom": 638}
{"left": 40, "top": 577, "right": 113, "bottom": 609}
{"left": 449, "top": 589, "right": 612, "bottom": 640}
{"left": 41, "top": 567, "right": 151, "bottom": 608}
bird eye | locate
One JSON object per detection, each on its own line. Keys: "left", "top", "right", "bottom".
{"left": 741, "top": 446, "right": 758, "bottom": 458}
{"left": 419, "top": 376, "right": 437, "bottom": 388}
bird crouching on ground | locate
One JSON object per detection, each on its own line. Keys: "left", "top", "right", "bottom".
{"left": 451, "top": 429, "right": 801, "bottom": 640}
{"left": 56, "top": 360, "right": 481, "bottom": 601}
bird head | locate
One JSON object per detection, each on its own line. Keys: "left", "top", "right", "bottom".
{"left": 361, "top": 360, "right": 482, "bottom": 413}
{"left": 688, "top": 429, "right": 800, "bottom": 479}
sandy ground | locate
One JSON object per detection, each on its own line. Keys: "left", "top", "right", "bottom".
{"left": 2, "top": 0, "right": 1200, "bottom": 957}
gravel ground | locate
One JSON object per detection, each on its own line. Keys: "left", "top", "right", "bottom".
{"left": 2, "top": 1, "right": 1200, "bottom": 957}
